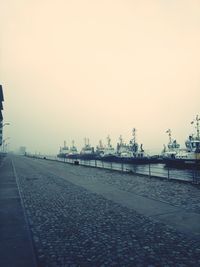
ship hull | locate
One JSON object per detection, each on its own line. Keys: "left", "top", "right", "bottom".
{"left": 67, "top": 154, "right": 79, "bottom": 159}
{"left": 164, "top": 158, "right": 200, "bottom": 169}
{"left": 78, "top": 153, "right": 97, "bottom": 160}
{"left": 57, "top": 153, "right": 67, "bottom": 158}
{"left": 100, "top": 155, "right": 118, "bottom": 162}
{"left": 116, "top": 157, "right": 152, "bottom": 164}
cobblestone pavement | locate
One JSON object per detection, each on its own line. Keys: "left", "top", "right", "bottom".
{"left": 35, "top": 158, "right": 200, "bottom": 214}
{"left": 13, "top": 156, "right": 200, "bottom": 266}
{"left": 82, "top": 169, "right": 200, "bottom": 214}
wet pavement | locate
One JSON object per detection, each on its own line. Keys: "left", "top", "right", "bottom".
{"left": 1, "top": 154, "right": 200, "bottom": 266}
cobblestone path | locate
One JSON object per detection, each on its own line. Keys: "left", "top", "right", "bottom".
{"left": 13, "top": 156, "right": 200, "bottom": 266}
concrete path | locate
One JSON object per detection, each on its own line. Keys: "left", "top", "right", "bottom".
{"left": 0, "top": 156, "right": 37, "bottom": 267}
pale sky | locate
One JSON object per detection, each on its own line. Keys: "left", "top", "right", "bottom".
{"left": 1, "top": 0, "right": 200, "bottom": 154}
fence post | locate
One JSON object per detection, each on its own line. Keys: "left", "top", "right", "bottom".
{"left": 149, "top": 164, "right": 151, "bottom": 178}
{"left": 121, "top": 163, "right": 124, "bottom": 172}
{"left": 167, "top": 167, "right": 170, "bottom": 180}
{"left": 95, "top": 160, "right": 97, "bottom": 167}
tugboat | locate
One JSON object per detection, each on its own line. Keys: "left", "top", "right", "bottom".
{"left": 162, "top": 129, "right": 180, "bottom": 159}
{"left": 116, "top": 135, "right": 133, "bottom": 159}
{"left": 57, "top": 141, "right": 69, "bottom": 158}
{"left": 96, "top": 140, "right": 105, "bottom": 159}
{"left": 128, "top": 128, "right": 150, "bottom": 164}
{"left": 117, "top": 128, "right": 150, "bottom": 164}
{"left": 67, "top": 140, "right": 79, "bottom": 159}
{"left": 79, "top": 138, "right": 96, "bottom": 160}
{"left": 99, "top": 135, "right": 118, "bottom": 161}
{"left": 165, "top": 115, "right": 200, "bottom": 168}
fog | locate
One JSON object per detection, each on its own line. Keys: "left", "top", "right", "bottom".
{"left": 1, "top": 0, "right": 200, "bottom": 155}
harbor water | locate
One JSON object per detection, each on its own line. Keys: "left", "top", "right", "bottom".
{"left": 36, "top": 155, "right": 200, "bottom": 183}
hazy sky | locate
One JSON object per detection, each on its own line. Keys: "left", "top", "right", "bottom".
{"left": 1, "top": 0, "right": 200, "bottom": 154}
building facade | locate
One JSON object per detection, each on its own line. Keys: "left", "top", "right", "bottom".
{"left": 0, "top": 85, "right": 4, "bottom": 146}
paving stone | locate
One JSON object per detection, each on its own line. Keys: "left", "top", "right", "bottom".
{"left": 12, "top": 156, "right": 200, "bottom": 266}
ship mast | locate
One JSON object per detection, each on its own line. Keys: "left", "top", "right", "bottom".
{"left": 166, "top": 129, "right": 172, "bottom": 144}
{"left": 107, "top": 135, "right": 111, "bottom": 147}
{"left": 119, "top": 135, "right": 123, "bottom": 145}
{"left": 99, "top": 140, "right": 103, "bottom": 148}
{"left": 191, "top": 115, "right": 200, "bottom": 140}
{"left": 132, "top": 128, "right": 136, "bottom": 144}
{"left": 84, "top": 138, "right": 87, "bottom": 146}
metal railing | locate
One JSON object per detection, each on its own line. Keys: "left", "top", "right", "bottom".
{"left": 27, "top": 154, "right": 200, "bottom": 184}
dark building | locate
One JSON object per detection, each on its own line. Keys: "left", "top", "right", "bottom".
{"left": 0, "top": 85, "right": 4, "bottom": 146}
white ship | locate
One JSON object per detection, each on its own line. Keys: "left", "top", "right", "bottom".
{"left": 79, "top": 138, "right": 96, "bottom": 160}
{"left": 117, "top": 135, "right": 132, "bottom": 158}
{"left": 98, "top": 135, "right": 117, "bottom": 161}
{"left": 68, "top": 140, "right": 79, "bottom": 159}
{"left": 57, "top": 141, "right": 69, "bottom": 158}
{"left": 96, "top": 140, "right": 105, "bottom": 158}
{"left": 165, "top": 115, "right": 200, "bottom": 168}
{"left": 117, "top": 128, "right": 150, "bottom": 164}
{"left": 162, "top": 129, "right": 180, "bottom": 159}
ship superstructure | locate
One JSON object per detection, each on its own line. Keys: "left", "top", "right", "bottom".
{"left": 165, "top": 115, "right": 200, "bottom": 167}
{"left": 117, "top": 135, "right": 132, "bottom": 158}
{"left": 96, "top": 140, "right": 105, "bottom": 158}
{"left": 68, "top": 140, "right": 79, "bottom": 159}
{"left": 79, "top": 138, "right": 96, "bottom": 160}
{"left": 99, "top": 135, "right": 117, "bottom": 161}
{"left": 117, "top": 128, "right": 150, "bottom": 163}
{"left": 57, "top": 141, "right": 69, "bottom": 158}
{"left": 162, "top": 129, "right": 180, "bottom": 159}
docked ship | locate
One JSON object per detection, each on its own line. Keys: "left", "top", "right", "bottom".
{"left": 57, "top": 141, "right": 69, "bottom": 158}
{"left": 117, "top": 128, "right": 150, "bottom": 164}
{"left": 116, "top": 135, "right": 133, "bottom": 159}
{"left": 96, "top": 140, "right": 104, "bottom": 158}
{"left": 165, "top": 115, "right": 200, "bottom": 168}
{"left": 162, "top": 129, "right": 180, "bottom": 159}
{"left": 78, "top": 138, "right": 96, "bottom": 160}
{"left": 98, "top": 136, "right": 118, "bottom": 161}
{"left": 67, "top": 140, "right": 79, "bottom": 159}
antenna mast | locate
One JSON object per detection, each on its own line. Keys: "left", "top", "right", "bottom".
{"left": 166, "top": 129, "right": 172, "bottom": 143}
{"left": 107, "top": 135, "right": 111, "bottom": 147}
{"left": 192, "top": 115, "right": 200, "bottom": 140}
{"left": 119, "top": 135, "right": 123, "bottom": 145}
{"left": 132, "top": 128, "right": 136, "bottom": 144}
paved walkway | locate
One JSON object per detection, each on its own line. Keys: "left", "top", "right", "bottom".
{"left": 34, "top": 157, "right": 200, "bottom": 237}
{"left": 0, "top": 155, "right": 37, "bottom": 267}
{"left": 56, "top": 174, "right": 200, "bottom": 237}
{"left": 1, "top": 155, "right": 200, "bottom": 266}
